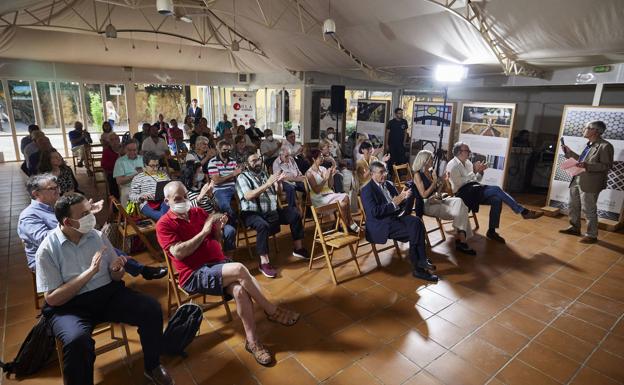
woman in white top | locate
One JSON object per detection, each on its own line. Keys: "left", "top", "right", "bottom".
{"left": 412, "top": 150, "right": 475, "bottom": 255}
{"left": 106, "top": 100, "right": 119, "bottom": 129}
{"left": 306, "top": 149, "right": 359, "bottom": 233}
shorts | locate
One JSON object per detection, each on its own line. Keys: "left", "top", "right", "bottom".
{"left": 182, "top": 260, "right": 233, "bottom": 300}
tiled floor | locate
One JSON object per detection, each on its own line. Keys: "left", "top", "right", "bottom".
{"left": 1, "top": 161, "right": 623, "bottom": 385}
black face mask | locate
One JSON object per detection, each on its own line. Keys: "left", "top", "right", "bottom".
{"left": 221, "top": 151, "right": 231, "bottom": 159}
{"left": 251, "top": 164, "right": 262, "bottom": 173}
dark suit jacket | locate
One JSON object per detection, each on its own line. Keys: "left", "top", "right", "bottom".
{"left": 361, "top": 180, "right": 414, "bottom": 244}
{"left": 187, "top": 106, "right": 202, "bottom": 125}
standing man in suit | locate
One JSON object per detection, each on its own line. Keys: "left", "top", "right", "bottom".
{"left": 188, "top": 98, "right": 203, "bottom": 126}
{"left": 361, "top": 161, "right": 438, "bottom": 282}
{"left": 560, "top": 120, "right": 614, "bottom": 243}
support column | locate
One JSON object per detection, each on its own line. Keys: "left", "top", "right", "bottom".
{"left": 592, "top": 83, "right": 604, "bottom": 106}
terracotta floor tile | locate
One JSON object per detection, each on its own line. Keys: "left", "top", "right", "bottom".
{"left": 415, "top": 315, "right": 471, "bottom": 349}
{"left": 475, "top": 321, "right": 529, "bottom": 355}
{"left": 496, "top": 358, "right": 561, "bottom": 385}
{"left": 305, "top": 305, "right": 353, "bottom": 335}
{"left": 577, "top": 292, "right": 624, "bottom": 317}
{"left": 586, "top": 348, "right": 624, "bottom": 382}
{"left": 534, "top": 326, "right": 594, "bottom": 364}
{"left": 359, "top": 346, "right": 420, "bottom": 385}
{"left": 590, "top": 280, "right": 624, "bottom": 303}
{"left": 452, "top": 335, "right": 511, "bottom": 375}
{"left": 494, "top": 308, "right": 545, "bottom": 338}
{"left": 331, "top": 324, "right": 383, "bottom": 362}
{"left": 612, "top": 318, "right": 624, "bottom": 337}
{"left": 324, "top": 363, "right": 382, "bottom": 385}
{"left": 359, "top": 312, "right": 410, "bottom": 342}
{"left": 357, "top": 284, "right": 402, "bottom": 310}
{"left": 565, "top": 301, "right": 618, "bottom": 330}
{"left": 402, "top": 370, "right": 445, "bottom": 385}
{"left": 185, "top": 348, "right": 256, "bottom": 385}
{"left": 552, "top": 269, "right": 595, "bottom": 289}
{"left": 539, "top": 276, "right": 585, "bottom": 299}
{"left": 601, "top": 333, "right": 624, "bottom": 358}
{"left": 509, "top": 297, "right": 561, "bottom": 323}
{"left": 294, "top": 338, "right": 354, "bottom": 381}
{"left": 569, "top": 366, "right": 621, "bottom": 385}
{"left": 425, "top": 352, "right": 489, "bottom": 385}
{"left": 437, "top": 302, "right": 489, "bottom": 331}
{"left": 254, "top": 357, "right": 317, "bottom": 385}
{"left": 412, "top": 288, "right": 454, "bottom": 314}
{"left": 517, "top": 342, "right": 580, "bottom": 383}
{"left": 390, "top": 329, "right": 447, "bottom": 368}
{"left": 552, "top": 313, "right": 607, "bottom": 345}
{"left": 385, "top": 298, "right": 434, "bottom": 326}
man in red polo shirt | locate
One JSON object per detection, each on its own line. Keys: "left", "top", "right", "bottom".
{"left": 156, "top": 181, "right": 300, "bottom": 366}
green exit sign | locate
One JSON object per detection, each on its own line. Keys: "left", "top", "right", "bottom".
{"left": 593, "top": 65, "right": 612, "bottom": 73}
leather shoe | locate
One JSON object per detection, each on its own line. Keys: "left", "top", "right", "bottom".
{"left": 579, "top": 236, "right": 598, "bottom": 244}
{"left": 144, "top": 365, "right": 174, "bottom": 385}
{"left": 412, "top": 269, "right": 439, "bottom": 282}
{"left": 418, "top": 260, "right": 436, "bottom": 271}
{"left": 456, "top": 242, "right": 477, "bottom": 255}
{"left": 141, "top": 266, "right": 168, "bottom": 280}
{"left": 521, "top": 209, "right": 544, "bottom": 220}
{"left": 559, "top": 226, "right": 581, "bottom": 236}
{"left": 486, "top": 230, "right": 506, "bottom": 243}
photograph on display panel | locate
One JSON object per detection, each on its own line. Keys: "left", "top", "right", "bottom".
{"left": 230, "top": 91, "right": 256, "bottom": 128}
{"left": 411, "top": 102, "right": 454, "bottom": 153}
{"left": 356, "top": 99, "right": 389, "bottom": 148}
{"left": 458, "top": 103, "right": 516, "bottom": 188}
{"left": 547, "top": 105, "right": 624, "bottom": 223}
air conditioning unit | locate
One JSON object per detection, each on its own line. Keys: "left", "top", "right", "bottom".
{"left": 238, "top": 73, "right": 250, "bottom": 84}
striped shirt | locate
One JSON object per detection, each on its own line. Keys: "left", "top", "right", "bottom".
{"left": 236, "top": 170, "right": 277, "bottom": 213}
{"left": 207, "top": 156, "right": 238, "bottom": 190}
{"left": 187, "top": 188, "right": 217, "bottom": 213}
{"left": 129, "top": 171, "right": 170, "bottom": 207}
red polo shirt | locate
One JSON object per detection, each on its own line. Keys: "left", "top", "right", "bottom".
{"left": 156, "top": 207, "right": 226, "bottom": 286}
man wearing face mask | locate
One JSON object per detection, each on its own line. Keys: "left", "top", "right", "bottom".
{"left": 236, "top": 153, "right": 307, "bottom": 278}
{"left": 325, "top": 127, "right": 342, "bottom": 159}
{"left": 36, "top": 193, "right": 173, "bottom": 385}
{"left": 18, "top": 174, "right": 167, "bottom": 278}
{"left": 260, "top": 129, "right": 281, "bottom": 169}
{"left": 245, "top": 119, "right": 264, "bottom": 146}
{"left": 207, "top": 141, "right": 243, "bottom": 224}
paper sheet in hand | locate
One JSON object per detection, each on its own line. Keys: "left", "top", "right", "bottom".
{"left": 561, "top": 158, "right": 585, "bottom": 177}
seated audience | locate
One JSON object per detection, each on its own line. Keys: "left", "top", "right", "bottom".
{"left": 306, "top": 149, "right": 359, "bottom": 233}
{"left": 215, "top": 113, "right": 232, "bottom": 139}
{"left": 100, "top": 121, "right": 115, "bottom": 148}
{"left": 319, "top": 139, "right": 344, "bottom": 193}
{"left": 233, "top": 134, "right": 252, "bottom": 165}
{"left": 141, "top": 125, "right": 169, "bottom": 158}
{"left": 447, "top": 142, "right": 543, "bottom": 243}
{"left": 353, "top": 134, "right": 368, "bottom": 162}
{"left": 129, "top": 152, "right": 171, "bottom": 220}
{"left": 222, "top": 127, "right": 234, "bottom": 144}
{"left": 236, "top": 125, "right": 255, "bottom": 149}
{"left": 68, "top": 121, "right": 92, "bottom": 168}
{"left": 21, "top": 124, "right": 40, "bottom": 156}
{"left": 273, "top": 147, "right": 306, "bottom": 209}
{"left": 38, "top": 149, "right": 80, "bottom": 195}
{"left": 356, "top": 140, "right": 390, "bottom": 188}
{"left": 190, "top": 117, "right": 211, "bottom": 149}
{"left": 180, "top": 161, "right": 236, "bottom": 252}
{"left": 207, "top": 140, "right": 242, "bottom": 224}
{"left": 37, "top": 192, "right": 172, "bottom": 385}
{"left": 133, "top": 122, "right": 150, "bottom": 149}
{"left": 183, "top": 116, "right": 194, "bottom": 138}
{"left": 28, "top": 135, "right": 53, "bottom": 176}
{"left": 236, "top": 153, "right": 307, "bottom": 278}
{"left": 260, "top": 129, "right": 280, "bottom": 168}
{"left": 23, "top": 130, "right": 46, "bottom": 172}
{"left": 113, "top": 139, "right": 143, "bottom": 206}
{"left": 154, "top": 113, "right": 170, "bottom": 134}
{"left": 361, "top": 161, "right": 438, "bottom": 282}
{"left": 282, "top": 130, "right": 309, "bottom": 173}
{"left": 157, "top": 181, "right": 300, "bottom": 366}
{"left": 186, "top": 136, "right": 215, "bottom": 172}
{"left": 18, "top": 173, "right": 166, "bottom": 278}
{"left": 245, "top": 119, "right": 264, "bottom": 146}
{"left": 324, "top": 127, "right": 342, "bottom": 159}
{"left": 412, "top": 150, "right": 475, "bottom": 255}
{"left": 166, "top": 119, "right": 187, "bottom": 154}
{"left": 102, "top": 133, "right": 122, "bottom": 199}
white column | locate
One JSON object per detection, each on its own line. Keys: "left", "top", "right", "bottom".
{"left": 125, "top": 82, "right": 138, "bottom": 134}
{"left": 592, "top": 83, "right": 604, "bottom": 106}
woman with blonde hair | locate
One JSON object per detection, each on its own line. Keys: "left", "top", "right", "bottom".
{"left": 105, "top": 100, "right": 119, "bottom": 129}
{"left": 412, "top": 150, "right": 475, "bottom": 255}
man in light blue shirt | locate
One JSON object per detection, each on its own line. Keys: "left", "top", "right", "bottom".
{"left": 18, "top": 173, "right": 166, "bottom": 280}
{"left": 36, "top": 193, "right": 173, "bottom": 385}
{"left": 113, "top": 139, "right": 144, "bottom": 205}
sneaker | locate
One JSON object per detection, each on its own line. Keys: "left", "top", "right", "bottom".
{"left": 559, "top": 226, "right": 581, "bottom": 236}
{"left": 521, "top": 209, "right": 544, "bottom": 220}
{"left": 292, "top": 248, "right": 309, "bottom": 260}
{"left": 141, "top": 266, "right": 168, "bottom": 280}
{"left": 144, "top": 365, "right": 174, "bottom": 385}
{"left": 259, "top": 263, "right": 277, "bottom": 278}
{"left": 486, "top": 229, "right": 506, "bottom": 243}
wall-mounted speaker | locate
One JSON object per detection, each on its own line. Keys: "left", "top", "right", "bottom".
{"left": 330, "top": 85, "right": 346, "bottom": 113}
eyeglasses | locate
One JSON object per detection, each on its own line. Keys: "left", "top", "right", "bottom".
{"left": 147, "top": 164, "right": 160, "bottom": 168}
{"left": 460, "top": 149, "right": 472, "bottom": 154}
{"left": 39, "top": 186, "right": 60, "bottom": 192}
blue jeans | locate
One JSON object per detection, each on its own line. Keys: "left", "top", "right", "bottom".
{"left": 282, "top": 181, "right": 306, "bottom": 209}
{"left": 214, "top": 187, "right": 237, "bottom": 225}
{"left": 480, "top": 185, "right": 524, "bottom": 230}
{"left": 140, "top": 202, "right": 169, "bottom": 221}
{"left": 114, "top": 248, "right": 143, "bottom": 277}
{"left": 223, "top": 224, "right": 236, "bottom": 252}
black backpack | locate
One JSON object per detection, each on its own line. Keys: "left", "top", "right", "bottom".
{"left": 0, "top": 314, "right": 56, "bottom": 378}
{"left": 162, "top": 303, "right": 203, "bottom": 358}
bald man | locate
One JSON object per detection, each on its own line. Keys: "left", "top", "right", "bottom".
{"left": 155, "top": 182, "right": 300, "bottom": 366}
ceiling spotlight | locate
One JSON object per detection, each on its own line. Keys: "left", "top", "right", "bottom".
{"left": 323, "top": 19, "right": 336, "bottom": 36}
{"left": 105, "top": 23, "right": 117, "bottom": 39}
{"left": 434, "top": 64, "right": 468, "bottom": 82}
{"left": 157, "top": 0, "right": 174, "bottom": 15}
{"left": 231, "top": 40, "right": 240, "bottom": 52}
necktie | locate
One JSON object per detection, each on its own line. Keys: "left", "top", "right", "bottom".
{"left": 579, "top": 143, "right": 592, "bottom": 162}
{"left": 380, "top": 183, "right": 393, "bottom": 204}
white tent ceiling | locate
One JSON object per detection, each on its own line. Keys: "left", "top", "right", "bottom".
{"left": 0, "top": 0, "right": 623, "bottom": 85}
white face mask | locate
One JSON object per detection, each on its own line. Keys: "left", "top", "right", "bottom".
{"left": 267, "top": 135, "right": 273, "bottom": 141}
{"left": 72, "top": 213, "right": 96, "bottom": 234}
{"left": 327, "top": 133, "right": 335, "bottom": 140}
{"left": 196, "top": 173, "right": 205, "bottom": 183}
{"left": 171, "top": 200, "right": 191, "bottom": 214}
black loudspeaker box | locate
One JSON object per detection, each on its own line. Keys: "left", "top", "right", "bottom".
{"left": 330, "top": 85, "right": 346, "bottom": 113}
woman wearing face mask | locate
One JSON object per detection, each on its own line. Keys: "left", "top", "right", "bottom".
{"left": 38, "top": 149, "right": 81, "bottom": 195}
{"left": 260, "top": 129, "right": 281, "bottom": 169}
{"left": 325, "top": 127, "right": 341, "bottom": 159}
{"left": 129, "top": 151, "right": 171, "bottom": 220}
{"left": 180, "top": 161, "right": 237, "bottom": 253}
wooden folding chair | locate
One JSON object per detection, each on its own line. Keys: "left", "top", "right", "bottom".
{"left": 309, "top": 202, "right": 362, "bottom": 285}
{"left": 56, "top": 322, "right": 132, "bottom": 379}
{"left": 233, "top": 195, "right": 279, "bottom": 259}
{"left": 109, "top": 196, "right": 162, "bottom": 261}
{"left": 422, "top": 214, "right": 446, "bottom": 247}
{"left": 392, "top": 163, "right": 413, "bottom": 189}
{"left": 355, "top": 196, "right": 401, "bottom": 268}
{"left": 163, "top": 251, "right": 233, "bottom": 320}
{"left": 30, "top": 270, "right": 43, "bottom": 310}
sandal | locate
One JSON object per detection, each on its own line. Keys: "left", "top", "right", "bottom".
{"left": 265, "top": 307, "right": 300, "bottom": 326}
{"left": 245, "top": 341, "right": 273, "bottom": 366}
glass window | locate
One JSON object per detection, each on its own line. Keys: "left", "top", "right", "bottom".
{"left": 59, "top": 81, "right": 83, "bottom": 130}
{"left": 266, "top": 88, "right": 280, "bottom": 136}
{"left": 285, "top": 88, "right": 301, "bottom": 139}
{"left": 255, "top": 88, "right": 267, "bottom": 132}
{"left": 345, "top": 89, "right": 367, "bottom": 137}
{"left": 134, "top": 84, "right": 188, "bottom": 126}
{"left": 83, "top": 83, "right": 104, "bottom": 134}
{"left": 8, "top": 80, "right": 36, "bottom": 133}
{"left": 35, "top": 81, "right": 60, "bottom": 133}
{"left": 370, "top": 91, "right": 393, "bottom": 101}
{"left": 0, "top": 82, "right": 17, "bottom": 161}
{"left": 105, "top": 84, "right": 129, "bottom": 133}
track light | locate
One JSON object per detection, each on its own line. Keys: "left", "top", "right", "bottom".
{"left": 105, "top": 23, "right": 117, "bottom": 39}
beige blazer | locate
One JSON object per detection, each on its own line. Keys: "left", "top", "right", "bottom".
{"left": 566, "top": 137, "right": 614, "bottom": 193}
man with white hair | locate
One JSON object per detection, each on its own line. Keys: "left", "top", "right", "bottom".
{"left": 273, "top": 146, "right": 306, "bottom": 209}
{"left": 560, "top": 120, "right": 614, "bottom": 243}
{"left": 156, "top": 181, "right": 300, "bottom": 366}
{"left": 446, "top": 141, "right": 543, "bottom": 243}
